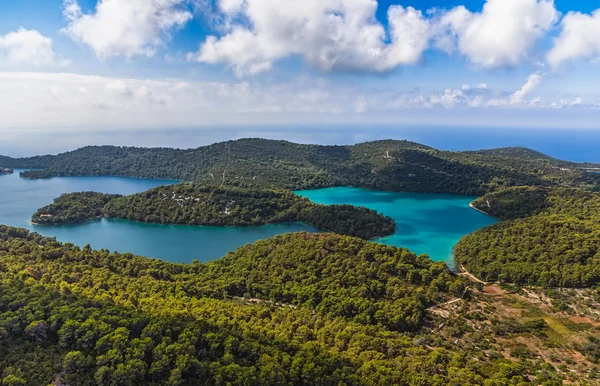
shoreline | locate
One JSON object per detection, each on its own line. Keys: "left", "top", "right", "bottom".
{"left": 31, "top": 215, "right": 104, "bottom": 227}
{"left": 469, "top": 202, "right": 496, "bottom": 218}
{"left": 30, "top": 215, "right": 392, "bottom": 240}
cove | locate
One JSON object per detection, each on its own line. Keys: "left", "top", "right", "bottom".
{"left": 296, "top": 187, "right": 498, "bottom": 266}
{"left": 0, "top": 171, "right": 316, "bottom": 263}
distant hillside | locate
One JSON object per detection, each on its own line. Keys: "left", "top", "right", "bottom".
{"left": 473, "top": 147, "right": 558, "bottom": 162}
{"left": 5, "top": 138, "right": 600, "bottom": 195}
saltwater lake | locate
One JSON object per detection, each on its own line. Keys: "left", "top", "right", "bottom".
{"left": 0, "top": 171, "right": 497, "bottom": 264}
{"left": 297, "top": 188, "right": 497, "bottom": 267}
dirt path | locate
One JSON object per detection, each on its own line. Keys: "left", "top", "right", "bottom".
{"left": 459, "top": 265, "right": 488, "bottom": 285}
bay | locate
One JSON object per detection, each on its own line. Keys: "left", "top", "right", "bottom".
{"left": 296, "top": 187, "right": 498, "bottom": 267}
{"left": 0, "top": 170, "right": 317, "bottom": 263}
{"left": 0, "top": 171, "right": 497, "bottom": 265}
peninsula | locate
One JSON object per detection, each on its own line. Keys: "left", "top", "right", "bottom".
{"left": 32, "top": 184, "right": 396, "bottom": 240}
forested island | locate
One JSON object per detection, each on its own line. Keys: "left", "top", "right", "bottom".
{"left": 0, "top": 167, "right": 12, "bottom": 175}
{"left": 32, "top": 185, "right": 395, "bottom": 240}
{"left": 3, "top": 139, "right": 599, "bottom": 195}
{"left": 5, "top": 225, "right": 600, "bottom": 385}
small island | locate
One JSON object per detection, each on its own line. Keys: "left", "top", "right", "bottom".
{"left": 32, "top": 184, "right": 396, "bottom": 240}
{"left": 0, "top": 167, "right": 13, "bottom": 175}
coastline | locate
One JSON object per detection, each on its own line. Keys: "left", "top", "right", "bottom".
{"left": 469, "top": 202, "right": 495, "bottom": 218}
{"left": 31, "top": 215, "right": 103, "bottom": 226}
{"left": 30, "top": 215, "right": 392, "bottom": 240}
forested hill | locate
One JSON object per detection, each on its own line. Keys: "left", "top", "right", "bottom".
{"left": 5, "top": 138, "right": 599, "bottom": 195}
{"left": 32, "top": 185, "right": 396, "bottom": 240}
{"left": 4, "top": 225, "right": 592, "bottom": 385}
{"left": 455, "top": 187, "right": 600, "bottom": 287}
{"left": 0, "top": 226, "right": 465, "bottom": 385}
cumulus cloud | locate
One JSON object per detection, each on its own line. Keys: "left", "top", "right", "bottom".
{"left": 190, "top": 0, "right": 564, "bottom": 76}
{"left": 62, "top": 0, "right": 193, "bottom": 58}
{"left": 435, "top": 0, "right": 559, "bottom": 68}
{"left": 0, "top": 28, "right": 66, "bottom": 67}
{"left": 547, "top": 9, "right": 600, "bottom": 68}
{"left": 511, "top": 73, "right": 543, "bottom": 104}
{"left": 189, "top": 0, "right": 430, "bottom": 77}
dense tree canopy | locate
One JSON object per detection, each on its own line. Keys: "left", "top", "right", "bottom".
{"left": 33, "top": 185, "right": 395, "bottom": 240}
{"left": 5, "top": 138, "right": 600, "bottom": 383}
{"left": 469, "top": 186, "right": 551, "bottom": 220}
{"left": 32, "top": 192, "right": 121, "bottom": 225}
{"left": 455, "top": 187, "right": 600, "bottom": 287}
{"left": 0, "top": 225, "right": 550, "bottom": 386}
{"left": 6, "top": 139, "right": 599, "bottom": 195}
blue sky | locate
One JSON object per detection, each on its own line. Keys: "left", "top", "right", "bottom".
{"left": 1, "top": 0, "right": 600, "bottom": 140}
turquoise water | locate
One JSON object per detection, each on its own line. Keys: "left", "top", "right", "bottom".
{"left": 0, "top": 171, "right": 496, "bottom": 264}
{"left": 296, "top": 187, "right": 498, "bottom": 266}
{"left": 0, "top": 171, "right": 316, "bottom": 263}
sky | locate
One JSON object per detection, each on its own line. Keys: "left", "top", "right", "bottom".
{"left": 1, "top": 0, "right": 600, "bottom": 151}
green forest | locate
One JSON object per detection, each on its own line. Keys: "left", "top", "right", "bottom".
{"left": 455, "top": 187, "right": 600, "bottom": 287}
{"left": 32, "top": 185, "right": 395, "bottom": 240}
{"left": 32, "top": 192, "right": 122, "bottom": 225}
{"left": 5, "top": 139, "right": 600, "bottom": 195}
{"left": 7, "top": 139, "right": 600, "bottom": 383}
{"left": 0, "top": 226, "right": 576, "bottom": 385}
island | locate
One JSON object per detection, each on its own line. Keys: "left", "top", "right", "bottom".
{"left": 32, "top": 184, "right": 396, "bottom": 240}
{"left": 2, "top": 138, "right": 598, "bottom": 195}
{"left": 0, "top": 167, "right": 12, "bottom": 175}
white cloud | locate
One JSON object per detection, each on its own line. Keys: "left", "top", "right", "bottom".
{"left": 0, "top": 71, "right": 592, "bottom": 131}
{"left": 511, "top": 73, "right": 543, "bottom": 104}
{"left": 189, "top": 0, "right": 430, "bottom": 77}
{"left": 62, "top": 0, "right": 193, "bottom": 58}
{"left": 0, "top": 28, "right": 65, "bottom": 67}
{"left": 435, "top": 0, "right": 559, "bottom": 68}
{"left": 547, "top": 9, "right": 600, "bottom": 68}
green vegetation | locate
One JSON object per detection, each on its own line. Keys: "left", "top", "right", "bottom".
{"left": 202, "top": 232, "right": 463, "bottom": 331}
{"left": 469, "top": 186, "right": 551, "bottom": 220}
{"left": 32, "top": 192, "right": 121, "bottom": 225}
{"left": 0, "top": 225, "right": 532, "bottom": 386}
{"left": 8, "top": 139, "right": 600, "bottom": 383}
{"left": 8, "top": 226, "right": 600, "bottom": 384}
{"left": 6, "top": 139, "right": 599, "bottom": 195}
{"left": 32, "top": 185, "right": 395, "bottom": 240}
{"left": 455, "top": 187, "right": 600, "bottom": 287}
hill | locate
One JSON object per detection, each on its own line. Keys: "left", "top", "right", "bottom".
{"left": 32, "top": 185, "right": 396, "bottom": 240}
{"left": 6, "top": 138, "right": 600, "bottom": 195}
{"left": 4, "top": 226, "right": 598, "bottom": 385}
{"left": 455, "top": 187, "right": 600, "bottom": 287}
